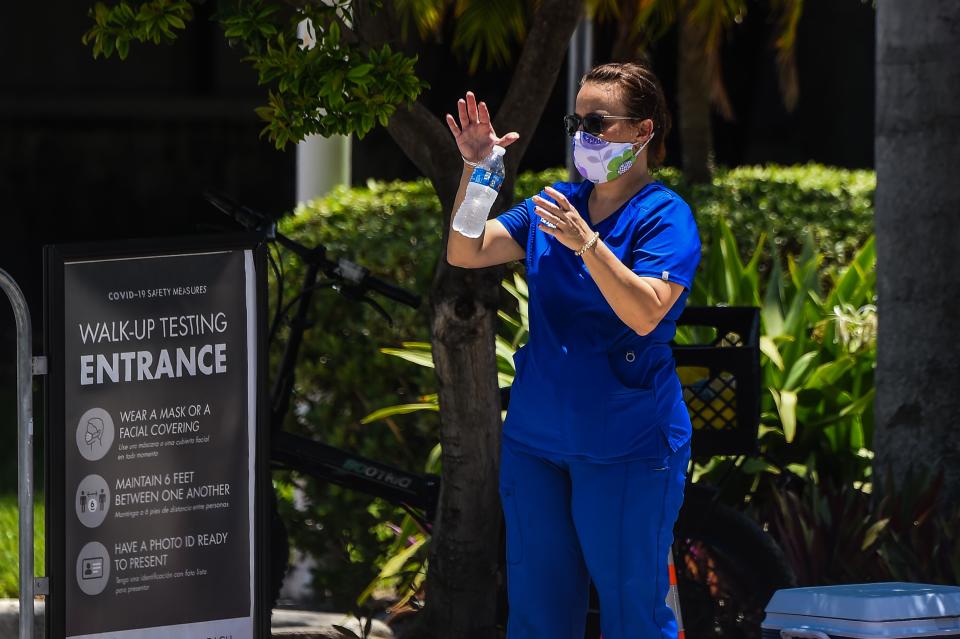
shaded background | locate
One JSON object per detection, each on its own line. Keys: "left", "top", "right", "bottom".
{"left": 0, "top": 0, "right": 875, "bottom": 491}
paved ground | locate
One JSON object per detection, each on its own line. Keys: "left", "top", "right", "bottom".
{"left": 0, "top": 600, "right": 394, "bottom": 638}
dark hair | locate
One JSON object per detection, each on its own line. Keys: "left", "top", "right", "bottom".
{"left": 580, "top": 62, "right": 672, "bottom": 168}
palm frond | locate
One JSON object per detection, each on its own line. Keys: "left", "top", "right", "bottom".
{"left": 587, "top": 0, "right": 623, "bottom": 22}
{"left": 689, "top": 0, "right": 748, "bottom": 121}
{"left": 632, "top": 0, "right": 679, "bottom": 49}
{"left": 451, "top": 0, "right": 530, "bottom": 72}
{"left": 769, "top": 0, "right": 803, "bottom": 111}
{"left": 393, "top": 0, "right": 452, "bottom": 41}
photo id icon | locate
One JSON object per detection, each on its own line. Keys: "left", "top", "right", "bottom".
{"left": 81, "top": 556, "right": 104, "bottom": 580}
{"left": 76, "top": 541, "right": 110, "bottom": 595}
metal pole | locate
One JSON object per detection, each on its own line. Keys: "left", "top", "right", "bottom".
{"left": 0, "top": 269, "right": 35, "bottom": 639}
{"left": 296, "top": 133, "right": 352, "bottom": 204}
{"left": 566, "top": 17, "right": 594, "bottom": 182}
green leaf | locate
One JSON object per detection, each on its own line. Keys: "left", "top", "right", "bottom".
{"left": 830, "top": 234, "right": 876, "bottom": 306}
{"left": 253, "top": 105, "right": 274, "bottom": 121}
{"left": 786, "top": 462, "right": 809, "bottom": 477}
{"left": 804, "top": 357, "right": 855, "bottom": 389}
{"left": 420, "top": 442, "right": 442, "bottom": 477}
{"left": 373, "top": 535, "right": 425, "bottom": 582}
{"left": 498, "top": 309, "right": 522, "bottom": 330}
{"left": 348, "top": 63, "right": 375, "bottom": 80}
{"left": 741, "top": 457, "right": 780, "bottom": 475}
{"left": 93, "top": 2, "right": 109, "bottom": 24}
{"left": 771, "top": 388, "right": 798, "bottom": 443}
{"left": 838, "top": 387, "right": 875, "bottom": 418}
{"left": 332, "top": 625, "right": 361, "bottom": 639}
{"left": 379, "top": 347, "right": 434, "bottom": 369}
{"left": 861, "top": 517, "right": 889, "bottom": 550}
{"left": 494, "top": 336, "right": 517, "bottom": 367}
{"left": 760, "top": 335, "right": 784, "bottom": 371}
{"left": 359, "top": 403, "right": 438, "bottom": 424}
{"left": 718, "top": 217, "right": 746, "bottom": 301}
{"left": 761, "top": 237, "right": 785, "bottom": 336}
{"left": 783, "top": 350, "right": 818, "bottom": 390}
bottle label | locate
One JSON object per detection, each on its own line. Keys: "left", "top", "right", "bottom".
{"left": 469, "top": 167, "right": 504, "bottom": 191}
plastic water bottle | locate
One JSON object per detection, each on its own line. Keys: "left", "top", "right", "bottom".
{"left": 453, "top": 145, "right": 506, "bottom": 238}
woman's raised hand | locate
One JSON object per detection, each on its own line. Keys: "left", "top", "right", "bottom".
{"left": 445, "top": 91, "right": 520, "bottom": 164}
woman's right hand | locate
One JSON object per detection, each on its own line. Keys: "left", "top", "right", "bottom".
{"left": 445, "top": 91, "right": 520, "bottom": 165}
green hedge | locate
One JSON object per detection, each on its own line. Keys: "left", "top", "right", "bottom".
{"left": 0, "top": 494, "right": 44, "bottom": 597}
{"left": 271, "top": 162, "right": 875, "bottom": 604}
{"left": 669, "top": 164, "right": 875, "bottom": 268}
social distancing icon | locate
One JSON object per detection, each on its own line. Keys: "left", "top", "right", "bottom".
{"left": 75, "top": 474, "right": 110, "bottom": 528}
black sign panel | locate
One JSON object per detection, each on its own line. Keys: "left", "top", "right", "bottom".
{"left": 45, "top": 236, "right": 270, "bottom": 639}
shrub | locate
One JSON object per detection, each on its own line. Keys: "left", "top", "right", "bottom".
{"left": 0, "top": 494, "right": 44, "bottom": 597}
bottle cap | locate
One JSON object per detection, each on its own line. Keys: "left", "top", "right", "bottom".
{"left": 491, "top": 145, "right": 506, "bottom": 157}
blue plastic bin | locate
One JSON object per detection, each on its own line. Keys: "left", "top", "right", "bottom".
{"left": 762, "top": 582, "right": 960, "bottom": 639}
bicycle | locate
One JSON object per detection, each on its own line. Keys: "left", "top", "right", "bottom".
{"left": 205, "top": 191, "right": 796, "bottom": 639}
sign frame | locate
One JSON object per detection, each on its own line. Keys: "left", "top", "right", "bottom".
{"left": 43, "top": 233, "right": 271, "bottom": 639}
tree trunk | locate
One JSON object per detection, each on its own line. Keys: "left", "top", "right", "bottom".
{"left": 677, "top": 6, "right": 713, "bottom": 184}
{"left": 364, "top": 1, "right": 585, "bottom": 636}
{"left": 873, "top": 1, "right": 960, "bottom": 503}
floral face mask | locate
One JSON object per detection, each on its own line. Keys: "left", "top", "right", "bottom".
{"left": 571, "top": 130, "right": 655, "bottom": 184}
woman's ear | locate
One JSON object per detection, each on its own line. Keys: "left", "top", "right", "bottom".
{"left": 635, "top": 118, "right": 654, "bottom": 142}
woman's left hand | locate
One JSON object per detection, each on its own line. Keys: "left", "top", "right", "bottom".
{"left": 531, "top": 186, "right": 596, "bottom": 253}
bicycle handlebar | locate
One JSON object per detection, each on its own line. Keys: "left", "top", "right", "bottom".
{"left": 366, "top": 276, "right": 421, "bottom": 308}
{"left": 202, "top": 188, "right": 422, "bottom": 310}
{"left": 203, "top": 189, "right": 277, "bottom": 237}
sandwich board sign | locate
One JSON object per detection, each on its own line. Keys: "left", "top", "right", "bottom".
{"left": 44, "top": 236, "right": 270, "bottom": 638}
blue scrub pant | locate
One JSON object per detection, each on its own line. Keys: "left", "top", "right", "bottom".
{"left": 498, "top": 433, "right": 691, "bottom": 639}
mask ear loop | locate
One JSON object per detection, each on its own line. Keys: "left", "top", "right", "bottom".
{"left": 632, "top": 130, "right": 655, "bottom": 155}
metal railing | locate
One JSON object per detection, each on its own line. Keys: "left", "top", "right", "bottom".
{"left": 0, "top": 268, "right": 44, "bottom": 639}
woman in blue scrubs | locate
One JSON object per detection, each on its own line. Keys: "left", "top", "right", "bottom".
{"left": 445, "top": 62, "right": 702, "bottom": 639}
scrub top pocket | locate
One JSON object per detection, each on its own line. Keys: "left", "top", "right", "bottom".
{"left": 602, "top": 387, "right": 670, "bottom": 459}
{"left": 605, "top": 346, "right": 668, "bottom": 392}
{"left": 602, "top": 348, "right": 671, "bottom": 459}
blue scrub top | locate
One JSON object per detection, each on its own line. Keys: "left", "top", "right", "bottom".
{"left": 494, "top": 179, "right": 702, "bottom": 463}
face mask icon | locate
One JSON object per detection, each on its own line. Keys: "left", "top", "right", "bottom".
{"left": 84, "top": 417, "right": 104, "bottom": 450}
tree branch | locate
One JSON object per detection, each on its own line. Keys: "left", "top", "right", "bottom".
{"left": 387, "top": 101, "right": 460, "bottom": 179}
{"left": 496, "top": 0, "right": 584, "bottom": 167}
{"left": 351, "top": 0, "right": 454, "bottom": 180}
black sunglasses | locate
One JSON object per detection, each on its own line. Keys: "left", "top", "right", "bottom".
{"left": 563, "top": 112, "right": 639, "bottom": 137}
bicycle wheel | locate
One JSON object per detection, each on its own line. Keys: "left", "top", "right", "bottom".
{"left": 672, "top": 484, "right": 796, "bottom": 639}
